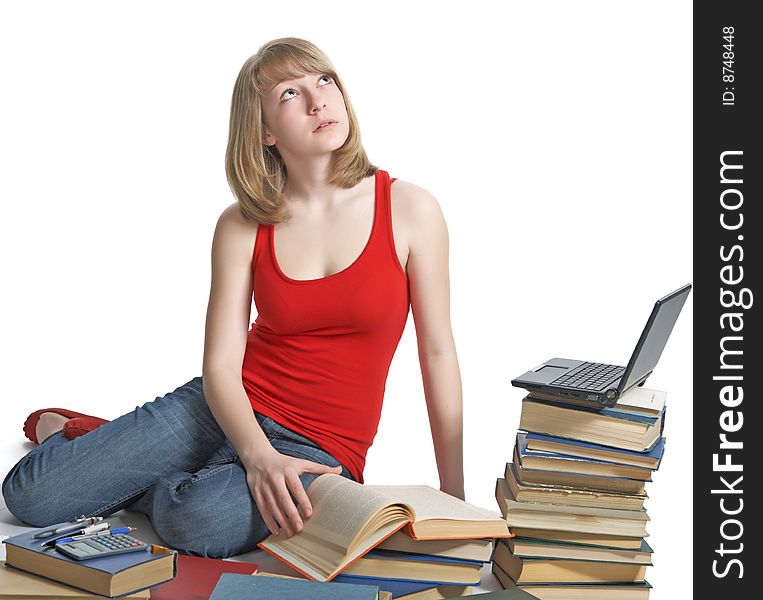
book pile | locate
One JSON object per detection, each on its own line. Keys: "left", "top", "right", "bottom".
{"left": 2, "top": 525, "right": 177, "bottom": 598}
{"left": 257, "top": 473, "right": 512, "bottom": 599}
{"left": 492, "top": 387, "right": 667, "bottom": 599}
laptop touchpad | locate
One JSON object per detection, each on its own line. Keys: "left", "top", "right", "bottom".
{"left": 536, "top": 365, "right": 568, "bottom": 374}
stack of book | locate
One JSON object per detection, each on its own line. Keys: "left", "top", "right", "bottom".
{"left": 332, "top": 531, "right": 494, "bottom": 598}
{"left": 492, "top": 386, "right": 666, "bottom": 599}
{"left": 2, "top": 525, "right": 177, "bottom": 598}
{"left": 257, "top": 473, "right": 512, "bottom": 599}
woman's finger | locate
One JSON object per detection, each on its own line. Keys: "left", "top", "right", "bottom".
{"left": 284, "top": 470, "right": 313, "bottom": 519}
{"left": 263, "top": 484, "right": 289, "bottom": 537}
{"left": 252, "top": 486, "right": 280, "bottom": 537}
{"left": 298, "top": 460, "right": 344, "bottom": 475}
{"left": 273, "top": 478, "right": 303, "bottom": 534}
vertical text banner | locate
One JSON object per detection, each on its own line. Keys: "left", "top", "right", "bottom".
{"left": 695, "top": 3, "right": 760, "bottom": 595}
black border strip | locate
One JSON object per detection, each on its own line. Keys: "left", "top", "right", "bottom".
{"left": 694, "top": 4, "right": 760, "bottom": 594}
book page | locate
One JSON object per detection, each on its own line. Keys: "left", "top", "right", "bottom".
{"left": 617, "top": 387, "right": 666, "bottom": 413}
{"left": 299, "top": 474, "right": 410, "bottom": 550}
{"left": 365, "top": 485, "right": 497, "bottom": 523}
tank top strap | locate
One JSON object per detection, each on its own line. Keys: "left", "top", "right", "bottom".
{"left": 374, "top": 169, "right": 403, "bottom": 275}
{"left": 251, "top": 218, "right": 271, "bottom": 272}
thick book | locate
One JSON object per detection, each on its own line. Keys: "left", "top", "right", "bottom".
{"left": 149, "top": 554, "right": 259, "bottom": 599}
{"left": 524, "top": 432, "right": 665, "bottom": 470}
{"left": 461, "top": 590, "right": 545, "bottom": 600}
{"left": 516, "top": 433, "right": 654, "bottom": 482}
{"left": 338, "top": 550, "right": 483, "bottom": 585}
{"left": 209, "top": 572, "right": 381, "bottom": 599}
{"left": 513, "top": 452, "right": 648, "bottom": 496}
{"left": 333, "top": 574, "right": 450, "bottom": 598}
{"left": 2, "top": 526, "right": 177, "bottom": 598}
{"left": 519, "top": 397, "right": 664, "bottom": 452}
{"left": 496, "top": 478, "right": 649, "bottom": 538}
{"left": 527, "top": 387, "right": 666, "bottom": 419}
{"left": 508, "top": 527, "right": 643, "bottom": 551}
{"left": 492, "top": 541, "right": 649, "bottom": 584}
{"left": 395, "top": 585, "right": 473, "bottom": 599}
{"left": 493, "top": 563, "right": 652, "bottom": 599}
{"left": 376, "top": 531, "right": 493, "bottom": 562}
{"left": 0, "top": 561, "right": 149, "bottom": 599}
{"left": 504, "top": 462, "right": 647, "bottom": 511}
{"left": 254, "top": 571, "right": 392, "bottom": 600}
{"left": 506, "top": 537, "right": 653, "bottom": 565}
{"left": 258, "top": 474, "right": 510, "bottom": 581}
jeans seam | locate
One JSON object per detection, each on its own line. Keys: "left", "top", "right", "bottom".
{"left": 172, "top": 462, "right": 236, "bottom": 494}
{"left": 86, "top": 482, "right": 155, "bottom": 518}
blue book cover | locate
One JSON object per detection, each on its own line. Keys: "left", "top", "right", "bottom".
{"left": 524, "top": 432, "right": 666, "bottom": 467}
{"left": 2, "top": 523, "right": 177, "bottom": 598}
{"left": 516, "top": 434, "right": 652, "bottom": 485}
{"left": 334, "top": 550, "right": 484, "bottom": 594}
{"left": 209, "top": 573, "right": 379, "bottom": 599}
{"left": 332, "top": 575, "right": 442, "bottom": 597}
{"left": 362, "top": 549, "right": 484, "bottom": 567}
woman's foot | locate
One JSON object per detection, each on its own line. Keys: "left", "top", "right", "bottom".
{"left": 35, "top": 412, "right": 69, "bottom": 444}
{"left": 23, "top": 407, "right": 110, "bottom": 445}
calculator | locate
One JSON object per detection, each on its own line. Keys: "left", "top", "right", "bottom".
{"left": 55, "top": 533, "right": 149, "bottom": 561}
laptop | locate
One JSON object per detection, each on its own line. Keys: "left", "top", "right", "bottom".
{"left": 511, "top": 284, "right": 692, "bottom": 408}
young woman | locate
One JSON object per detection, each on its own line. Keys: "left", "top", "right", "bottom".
{"left": 2, "top": 37, "right": 464, "bottom": 559}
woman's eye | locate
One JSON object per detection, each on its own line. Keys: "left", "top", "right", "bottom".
{"left": 281, "top": 76, "right": 331, "bottom": 101}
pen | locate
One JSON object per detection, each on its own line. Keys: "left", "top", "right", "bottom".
{"left": 53, "top": 527, "right": 136, "bottom": 545}
{"left": 33, "top": 516, "right": 104, "bottom": 539}
{"left": 40, "top": 522, "right": 111, "bottom": 547}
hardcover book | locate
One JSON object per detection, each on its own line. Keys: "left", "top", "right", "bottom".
{"left": 519, "top": 397, "right": 664, "bottom": 452}
{"left": 258, "top": 474, "right": 509, "bottom": 581}
{"left": 523, "top": 432, "right": 665, "bottom": 470}
{"left": 2, "top": 526, "right": 177, "bottom": 598}
{"left": 496, "top": 478, "right": 649, "bottom": 538}
{"left": 504, "top": 462, "right": 647, "bottom": 511}
{"left": 209, "top": 572, "right": 381, "bottom": 599}
{"left": 493, "top": 541, "right": 649, "bottom": 584}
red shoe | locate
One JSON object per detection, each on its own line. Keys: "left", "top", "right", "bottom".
{"left": 63, "top": 416, "right": 110, "bottom": 440}
{"left": 23, "top": 408, "right": 109, "bottom": 445}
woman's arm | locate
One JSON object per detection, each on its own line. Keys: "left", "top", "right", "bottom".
{"left": 396, "top": 183, "right": 465, "bottom": 500}
{"left": 202, "top": 205, "right": 341, "bottom": 538}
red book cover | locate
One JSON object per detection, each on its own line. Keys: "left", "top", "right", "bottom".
{"left": 150, "top": 554, "right": 259, "bottom": 600}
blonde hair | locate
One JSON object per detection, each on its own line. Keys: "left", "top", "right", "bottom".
{"left": 225, "top": 37, "right": 377, "bottom": 224}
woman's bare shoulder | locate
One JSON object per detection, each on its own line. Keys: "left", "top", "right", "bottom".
{"left": 212, "top": 203, "right": 259, "bottom": 261}
{"left": 389, "top": 179, "right": 446, "bottom": 229}
{"left": 217, "top": 202, "right": 259, "bottom": 229}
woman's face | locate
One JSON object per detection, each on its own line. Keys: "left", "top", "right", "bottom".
{"left": 261, "top": 71, "right": 350, "bottom": 158}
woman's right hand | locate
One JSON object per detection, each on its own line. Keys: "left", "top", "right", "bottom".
{"left": 244, "top": 447, "right": 343, "bottom": 538}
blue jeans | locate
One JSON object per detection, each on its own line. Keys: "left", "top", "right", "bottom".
{"left": 2, "top": 376, "right": 354, "bottom": 558}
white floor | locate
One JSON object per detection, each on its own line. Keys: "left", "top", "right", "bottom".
{"left": 0, "top": 437, "right": 500, "bottom": 594}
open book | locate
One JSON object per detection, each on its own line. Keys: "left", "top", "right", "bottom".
{"left": 257, "top": 474, "right": 510, "bottom": 582}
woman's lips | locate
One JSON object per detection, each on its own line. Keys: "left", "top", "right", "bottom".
{"left": 314, "top": 121, "right": 337, "bottom": 132}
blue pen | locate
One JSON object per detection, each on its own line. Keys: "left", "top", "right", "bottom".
{"left": 40, "top": 521, "right": 112, "bottom": 547}
{"left": 54, "top": 527, "right": 136, "bottom": 545}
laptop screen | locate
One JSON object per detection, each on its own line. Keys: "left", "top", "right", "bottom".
{"left": 619, "top": 284, "right": 692, "bottom": 392}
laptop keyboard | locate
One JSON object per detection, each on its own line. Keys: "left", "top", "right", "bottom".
{"left": 550, "top": 362, "right": 625, "bottom": 391}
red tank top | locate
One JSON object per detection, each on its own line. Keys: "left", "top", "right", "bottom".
{"left": 241, "top": 169, "right": 410, "bottom": 483}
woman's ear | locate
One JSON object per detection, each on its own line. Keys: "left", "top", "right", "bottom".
{"left": 262, "top": 129, "right": 277, "bottom": 147}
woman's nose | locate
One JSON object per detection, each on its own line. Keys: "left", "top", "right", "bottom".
{"left": 309, "top": 97, "right": 326, "bottom": 113}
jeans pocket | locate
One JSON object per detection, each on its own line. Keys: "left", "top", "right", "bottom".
{"left": 256, "top": 415, "right": 287, "bottom": 441}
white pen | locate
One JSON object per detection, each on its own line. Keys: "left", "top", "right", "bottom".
{"left": 33, "top": 516, "right": 104, "bottom": 539}
{"left": 40, "top": 522, "right": 111, "bottom": 547}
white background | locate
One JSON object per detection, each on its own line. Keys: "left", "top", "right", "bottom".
{"left": 0, "top": 1, "right": 693, "bottom": 596}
